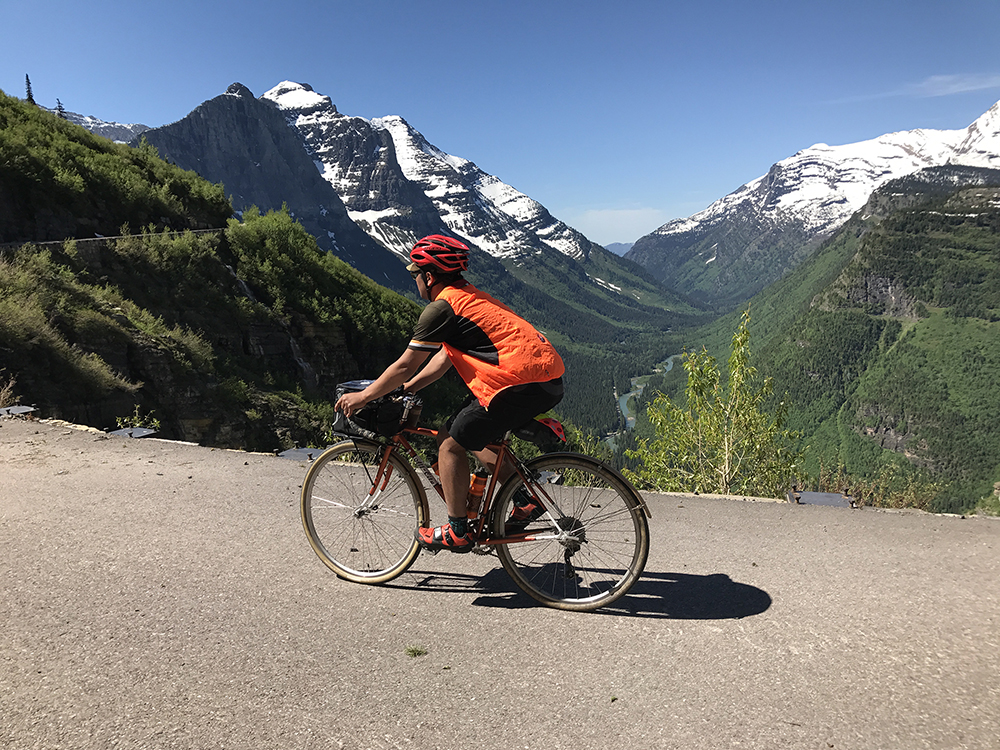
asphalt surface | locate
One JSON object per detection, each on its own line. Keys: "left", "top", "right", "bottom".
{"left": 2, "top": 418, "right": 998, "bottom": 750}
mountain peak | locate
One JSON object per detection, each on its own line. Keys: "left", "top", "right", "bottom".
{"left": 262, "top": 81, "right": 597, "bottom": 263}
{"left": 955, "top": 99, "right": 1000, "bottom": 167}
{"left": 262, "top": 81, "right": 337, "bottom": 115}
{"left": 225, "top": 82, "right": 255, "bottom": 98}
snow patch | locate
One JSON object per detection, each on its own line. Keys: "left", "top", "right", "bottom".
{"left": 590, "top": 275, "right": 623, "bottom": 294}
{"left": 262, "top": 81, "right": 333, "bottom": 112}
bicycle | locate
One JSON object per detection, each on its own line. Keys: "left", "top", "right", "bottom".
{"left": 300, "top": 391, "right": 650, "bottom": 611}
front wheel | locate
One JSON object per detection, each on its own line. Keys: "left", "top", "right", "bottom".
{"left": 489, "top": 453, "right": 650, "bottom": 611}
{"left": 301, "top": 439, "right": 428, "bottom": 584}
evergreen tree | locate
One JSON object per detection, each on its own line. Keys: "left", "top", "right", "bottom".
{"left": 56, "top": 99, "right": 67, "bottom": 119}
{"left": 25, "top": 74, "right": 35, "bottom": 105}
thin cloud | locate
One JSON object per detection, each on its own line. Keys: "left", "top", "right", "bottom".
{"left": 905, "top": 74, "right": 1000, "bottom": 97}
{"left": 827, "top": 74, "right": 1000, "bottom": 105}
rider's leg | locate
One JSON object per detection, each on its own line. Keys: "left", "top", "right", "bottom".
{"left": 429, "top": 380, "right": 563, "bottom": 537}
{"left": 448, "top": 380, "right": 565, "bottom": 490}
{"left": 415, "top": 427, "right": 474, "bottom": 550}
{"left": 436, "top": 431, "right": 470, "bottom": 519}
{"left": 473, "top": 446, "right": 513, "bottom": 484}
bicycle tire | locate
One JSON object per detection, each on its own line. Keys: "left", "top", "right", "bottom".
{"left": 301, "top": 439, "right": 428, "bottom": 584}
{"left": 489, "top": 452, "right": 649, "bottom": 611}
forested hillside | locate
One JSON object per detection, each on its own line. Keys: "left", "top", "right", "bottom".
{"left": 775, "top": 184, "right": 1000, "bottom": 511}
{"left": 637, "top": 167, "right": 1000, "bottom": 513}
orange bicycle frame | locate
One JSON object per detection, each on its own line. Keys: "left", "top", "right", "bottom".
{"left": 389, "top": 426, "right": 551, "bottom": 546}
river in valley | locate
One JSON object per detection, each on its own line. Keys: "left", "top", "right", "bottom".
{"left": 614, "top": 354, "right": 679, "bottom": 432}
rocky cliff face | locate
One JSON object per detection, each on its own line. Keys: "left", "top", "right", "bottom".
{"left": 134, "top": 84, "right": 413, "bottom": 290}
{"left": 261, "top": 81, "right": 602, "bottom": 264}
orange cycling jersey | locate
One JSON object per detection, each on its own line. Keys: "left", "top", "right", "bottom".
{"left": 408, "top": 281, "right": 564, "bottom": 407}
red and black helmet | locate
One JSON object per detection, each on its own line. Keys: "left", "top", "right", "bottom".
{"left": 407, "top": 235, "right": 470, "bottom": 274}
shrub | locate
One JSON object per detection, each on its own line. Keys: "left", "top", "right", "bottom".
{"left": 627, "top": 309, "right": 805, "bottom": 497}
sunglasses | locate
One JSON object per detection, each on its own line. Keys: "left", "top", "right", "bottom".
{"left": 410, "top": 269, "right": 424, "bottom": 280}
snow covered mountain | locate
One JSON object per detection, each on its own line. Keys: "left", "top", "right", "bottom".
{"left": 125, "top": 82, "right": 696, "bottom": 350}
{"left": 626, "top": 100, "right": 1000, "bottom": 308}
{"left": 250, "top": 81, "right": 692, "bottom": 318}
{"left": 62, "top": 79, "right": 691, "bottom": 325}
{"left": 261, "top": 81, "right": 599, "bottom": 264}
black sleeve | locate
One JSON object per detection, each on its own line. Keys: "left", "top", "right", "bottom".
{"left": 407, "top": 300, "right": 456, "bottom": 353}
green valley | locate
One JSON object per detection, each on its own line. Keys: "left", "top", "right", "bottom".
{"left": 638, "top": 169, "right": 1000, "bottom": 513}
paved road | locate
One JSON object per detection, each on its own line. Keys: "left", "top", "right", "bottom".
{"left": 2, "top": 418, "right": 998, "bottom": 749}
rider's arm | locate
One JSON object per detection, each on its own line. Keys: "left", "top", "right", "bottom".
{"left": 403, "top": 347, "right": 452, "bottom": 393}
{"left": 336, "top": 348, "right": 430, "bottom": 417}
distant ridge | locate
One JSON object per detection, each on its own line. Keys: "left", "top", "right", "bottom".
{"left": 43, "top": 106, "right": 149, "bottom": 143}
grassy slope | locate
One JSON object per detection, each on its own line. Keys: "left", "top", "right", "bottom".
{"left": 0, "top": 90, "right": 231, "bottom": 242}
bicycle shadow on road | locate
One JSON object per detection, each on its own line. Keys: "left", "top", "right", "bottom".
{"left": 591, "top": 571, "right": 772, "bottom": 619}
{"left": 386, "top": 568, "right": 771, "bottom": 620}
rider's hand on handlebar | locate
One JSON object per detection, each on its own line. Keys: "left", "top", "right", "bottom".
{"left": 335, "top": 391, "right": 369, "bottom": 418}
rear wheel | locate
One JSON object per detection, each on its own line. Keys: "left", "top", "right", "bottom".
{"left": 301, "top": 439, "right": 427, "bottom": 584}
{"left": 489, "top": 452, "right": 649, "bottom": 611}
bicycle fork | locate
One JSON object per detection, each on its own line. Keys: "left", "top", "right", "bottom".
{"left": 354, "top": 449, "right": 397, "bottom": 517}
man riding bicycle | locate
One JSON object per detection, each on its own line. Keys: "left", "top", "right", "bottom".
{"left": 334, "top": 235, "right": 564, "bottom": 552}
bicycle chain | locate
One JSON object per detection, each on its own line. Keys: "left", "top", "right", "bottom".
{"left": 421, "top": 544, "right": 494, "bottom": 557}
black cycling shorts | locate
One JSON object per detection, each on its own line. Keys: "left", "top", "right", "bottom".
{"left": 445, "top": 378, "right": 564, "bottom": 452}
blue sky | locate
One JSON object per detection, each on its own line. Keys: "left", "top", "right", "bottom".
{"left": 4, "top": 0, "right": 1000, "bottom": 245}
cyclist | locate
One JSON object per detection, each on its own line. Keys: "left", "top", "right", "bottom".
{"left": 335, "top": 234, "right": 564, "bottom": 552}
